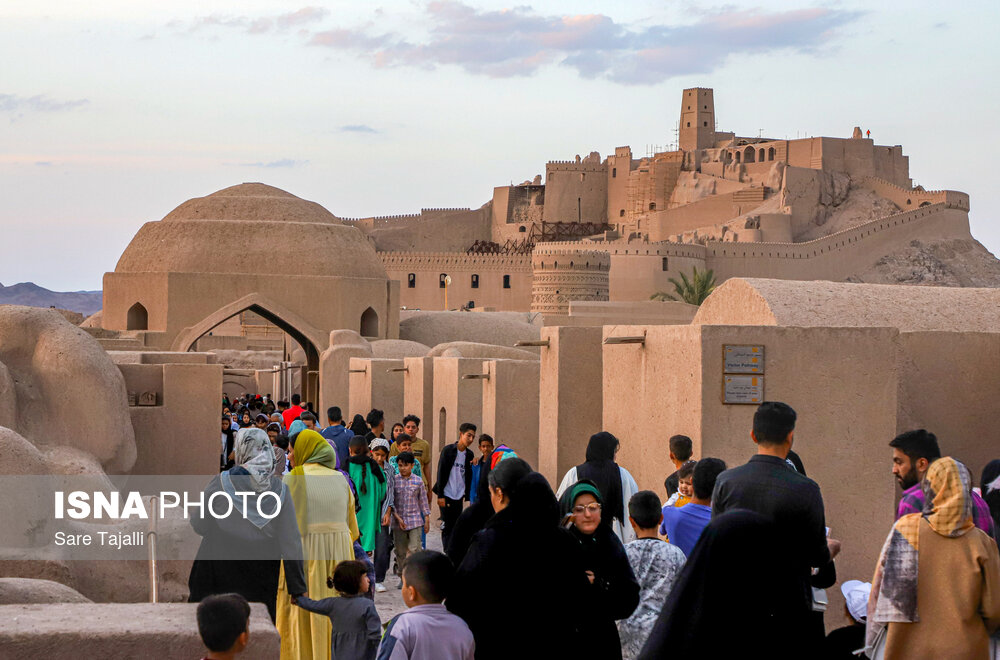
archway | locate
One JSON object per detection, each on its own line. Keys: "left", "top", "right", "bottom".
{"left": 744, "top": 146, "right": 756, "bottom": 163}
{"left": 127, "top": 302, "right": 148, "bottom": 330}
{"left": 180, "top": 302, "right": 323, "bottom": 408}
{"left": 360, "top": 307, "right": 379, "bottom": 338}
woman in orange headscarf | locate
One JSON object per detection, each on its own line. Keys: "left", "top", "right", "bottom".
{"left": 867, "top": 456, "right": 1000, "bottom": 658}
{"left": 276, "top": 429, "right": 360, "bottom": 660}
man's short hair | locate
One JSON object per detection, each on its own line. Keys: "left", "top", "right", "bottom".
{"left": 889, "top": 429, "right": 941, "bottom": 463}
{"left": 677, "top": 460, "right": 697, "bottom": 480}
{"left": 366, "top": 408, "right": 384, "bottom": 427}
{"left": 459, "top": 422, "right": 477, "bottom": 434}
{"left": 300, "top": 411, "right": 316, "bottom": 423}
{"left": 668, "top": 435, "right": 693, "bottom": 461}
{"left": 277, "top": 400, "right": 289, "bottom": 409}
{"left": 196, "top": 593, "right": 250, "bottom": 652}
{"left": 478, "top": 434, "right": 495, "bottom": 447}
{"left": 274, "top": 435, "right": 289, "bottom": 451}
{"left": 327, "top": 406, "right": 343, "bottom": 423}
{"left": 291, "top": 393, "right": 301, "bottom": 405}
{"left": 402, "top": 550, "right": 454, "bottom": 603}
{"left": 397, "top": 451, "right": 415, "bottom": 465}
{"left": 403, "top": 414, "right": 421, "bottom": 427}
{"left": 396, "top": 433, "right": 412, "bottom": 445}
{"left": 349, "top": 436, "right": 368, "bottom": 453}
{"left": 692, "top": 458, "right": 727, "bottom": 500}
{"left": 628, "top": 490, "right": 662, "bottom": 529}
{"left": 330, "top": 560, "right": 367, "bottom": 596}
{"left": 753, "top": 401, "right": 797, "bottom": 445}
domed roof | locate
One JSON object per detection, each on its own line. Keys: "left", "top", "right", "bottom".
{"left": 162, "top": 183, "right": 341, "bottom": 224}
{"left": 114, "top": 183, "right": 387, "bottom": 279}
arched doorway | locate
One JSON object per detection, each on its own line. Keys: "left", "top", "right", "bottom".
{"left": 744, "top": 146, "right": 756, "bottom": 163}
{"left": 127, "top": 302, "right": 148, "bottom": 330}
{"left": 360, "top": 307, "right": 379, "bottom": 338}
{"left": 183, "top": 303, "right": 323, "bottom": 408}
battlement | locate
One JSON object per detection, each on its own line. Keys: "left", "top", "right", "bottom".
{"left": 378, "top": 252, "right": 532, "bottom": 271}
{"left": 533, "top": 240, "right": 707, "bottom": 259}
{"left": 546, "top": 160, "right": 606, "bottom": 172}
{"left": 421, "top": 207, "right": 471, "bottom": 213}
{"left": 856, "top": 176, "right": 968, "bottom": 211}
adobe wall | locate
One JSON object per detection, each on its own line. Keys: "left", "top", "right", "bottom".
{"left": 544, "top": 156, "right": 608, "bottom": 224}
{"left": 607, "top": 147, "right": 634, "bottom": 228}
{"left": 115, "top": 359, "right": 222, "bottom": 476}
{"left": 344, "top": 206, "right": 492, "bottom": 253}
{"left": 348, "top": 358, "right": 405, "bottom": 428}
{"left": 539, "top": 300, "right": 698, "bottom": 327}
{"left": 646, "top": 185, "right": 766, "bottom": 241}
{"left": 491, "top": 185, "right": 544, "bottom": 244}
{"left": 625, "top": 153, "right": 682, "bottom": 226}
{"left": 481, "top": 359, "right": 540, "bottom": 467}
{"left": 895, "top": 331, "right": 1000, "bottom": 480}
{"left": 855, "top": 176, "right": 967, "bottom": 211}
{"left": 380, "top": 253, "right": 532, "bottom": 312}
{"left": 702, "top": 203, "right": 972, "bottom": 283}
{"left": 319, "top": 330, "right": 373, "bottom": 415}
{"left": 430, "top": 357, "right": 485, "bottom": 474}
{"left": 602, "top": 324, "right": 899, "bottom": 624}
{"left": 0, "top": 602, "right": 279, "bottom": 658}
{"left": 402, "top": 357, "right": 435, "bottom": 443}
{"left": 537, "top": 326, "right": 603, "bottom": 485}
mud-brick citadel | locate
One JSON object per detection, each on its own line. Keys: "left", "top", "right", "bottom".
{"left": 330, "top": 86, "right": 981, "bottom": 315}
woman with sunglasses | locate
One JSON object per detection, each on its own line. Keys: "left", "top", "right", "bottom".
{"left": 560, "top": 479, "right": 640, "bottom": 660}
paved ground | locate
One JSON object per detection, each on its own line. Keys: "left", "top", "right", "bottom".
{"left": 373, "top": 526, "right": 444, "bottom": 623}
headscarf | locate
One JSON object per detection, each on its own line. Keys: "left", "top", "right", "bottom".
{"left": 869, "top": 457, "right": 975, "bottom": 634}
{"left": 349, "top": 414, "right": 369, "bottom": 437}
{"left": 347, "top": 442, "right": 385, "bottom": 495}
{"left": 287, "top": 419, "right": 306, "bottom": 440}
{"left": 489, "top": 444, "right": 519, "bottom": 470}
{"left": 230, "top": 427, "right": 278, "bottom": 492}
{"left": 369, "top": 438, "right": 391, "bottom": 453}
{"left": 559, "top": 479, "right": 604, "bottom": 523}
{"left": 285, "top": 429, "right": 339, "bottom": 531}
{"left": 981, "top": 459, "right": 1000, "bottom": 534}
{"left": 639, "top": 510, "right": 800, "bottom": 658}
{"left": 575, "top": 432, "right": 624, "bottom": 528}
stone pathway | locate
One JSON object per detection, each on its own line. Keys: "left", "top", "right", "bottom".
{"left": 373, "top": 527, "right": 444, "bottom": 623}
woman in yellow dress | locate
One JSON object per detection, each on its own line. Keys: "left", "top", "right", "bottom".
{"left": 276, "top": 428, "right": 360, "bottom": 659}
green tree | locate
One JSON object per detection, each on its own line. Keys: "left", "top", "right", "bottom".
{"left": 650, "top": 267, "right": 717, "bottom": 305}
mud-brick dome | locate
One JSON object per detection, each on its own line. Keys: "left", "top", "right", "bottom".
{"left": 114, "top": 183, "right": 387, "bottom": 279}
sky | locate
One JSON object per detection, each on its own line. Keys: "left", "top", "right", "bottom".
{"left": 2, "top": 0, "right": 998, "bottom": 291}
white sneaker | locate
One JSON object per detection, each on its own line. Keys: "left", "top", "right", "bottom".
{"left": 375, "top": 582, "right": 387, "bottom": 593}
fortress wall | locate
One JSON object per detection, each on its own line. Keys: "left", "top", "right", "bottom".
{"left": 380, "top": 252, "right": 532, "bottom": 311}
{"left": 856, "top": 176, "right": 967, "bottom": 211}
{"left": 544, "top": 161, "right": 608, "bottom": 224}
{"left": 491, "top": 185, "right": 544, "bottom": 244}
{"left": 626, "top": 156, "right": 682, "bottom": 225}
{"left": 705, "top": 203, "right": 971, "bottom": 282}
{"left": 647, "top": 186, "right": 766, "bottom": 242}
{"left": 607, "top": 147, "right": 633, "bottom": 226}
{"left": 360, "top": 206, "right": 492, "bottom": 252}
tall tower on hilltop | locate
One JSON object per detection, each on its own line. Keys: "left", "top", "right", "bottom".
{"left": 679, "top": 88, "right": 715, "bottom": 151}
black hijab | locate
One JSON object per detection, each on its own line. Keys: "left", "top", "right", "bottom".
{"left": 576, "top": 432, "right": 624, "bottom": 528}
{"left": 981, "top": 459, "right": 1000, "bottom": 533}
{"left": 638, "top": 510, "right": 803, "bottom": 659}
{"left": 346, "top": 441, "right": 385, "bottom": 495}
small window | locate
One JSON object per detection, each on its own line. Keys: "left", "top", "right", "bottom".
{"left": 662, "top": 257, "right": 669, "bottom": 271}
{"left": 612, "top": 167, "right": 617, "bottom": 178}
{"left": 439, "top": 273, "right": 448, "bottom": 288}
{"left": 407, "top": 273, "right": 416, "bottom": 288}
{"left": 503, "top": 275, "right": 511, "bottom": 289}
{"left": 649, "top": 202, "right": 656, "bottom": 211}
{"left": 619, "top": 209, "right": 625, "bottom": 217}
{"left": 471, "top": 274, "right": 479, "bottom": 289}
{"left": 686, "top": 122, "right": 690, "bottom": 127}
{"left": 703, "top": 121, "right": 708, "bottom": 127}
{"left": 518, "top": 226, "right": 526, "bottom": 232}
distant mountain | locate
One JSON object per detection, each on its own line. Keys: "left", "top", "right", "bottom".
{"left": 0, "top": 282, "right": 102, "bottom": 316}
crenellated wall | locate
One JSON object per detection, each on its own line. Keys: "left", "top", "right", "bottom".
{"left": 531, "top": 248, "right": 610, "bottom": 314}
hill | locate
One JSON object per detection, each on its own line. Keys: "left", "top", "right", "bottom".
{"left": 0, "top": 282, "right": 102, "bottom": 316}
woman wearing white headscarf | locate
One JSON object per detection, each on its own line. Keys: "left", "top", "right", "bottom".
{"left": 188, "top": 427, "right": 307, "bottom": 622}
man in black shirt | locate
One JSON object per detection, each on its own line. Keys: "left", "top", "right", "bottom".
{"left": 712, "top": 402, "right": 841, "bottom": 650}
{"left": 664, "top": 434, "right": 693, "bottom": 496}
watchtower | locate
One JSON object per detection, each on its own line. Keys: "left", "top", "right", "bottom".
{"left": 679, "top": 88, "right": 715, "bottom": 151}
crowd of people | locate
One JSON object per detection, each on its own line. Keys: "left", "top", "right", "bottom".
{"left": 191, "top": 393, "right": 1000, "bottom": 660}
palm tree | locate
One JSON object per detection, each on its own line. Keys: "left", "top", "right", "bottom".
{"left": 650, "top": 267, "right": 717, "bottom": 305}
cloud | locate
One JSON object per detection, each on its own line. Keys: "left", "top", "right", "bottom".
{"left": 339, "top": 124, "right": 378, "bottom": 133}
{"left": 35, "top": 161, "right": 53, "bottom": 167}
{"left": 0, "top": 94, "right": 89, "bottom": 118}
{"left": 186, "top": 6, "right": 328, "bottom": 35}
{"left": 307, "top": 2, "right": 861, "bottom": 84}
{"left": 228, "top": 159, "right": 308, "bottom": 168}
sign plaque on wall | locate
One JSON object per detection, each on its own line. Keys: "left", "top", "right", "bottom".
{"left": 723, "top": 345, "right": 764, "bottom": 374}
{"left": 723, "top": 375, "right": 764, "bottom": 404}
